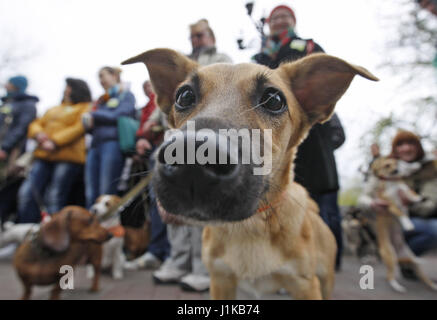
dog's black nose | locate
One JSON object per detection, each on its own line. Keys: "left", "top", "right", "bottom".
{"left": 157, "top": 130, "right": 239, "bottom": 180}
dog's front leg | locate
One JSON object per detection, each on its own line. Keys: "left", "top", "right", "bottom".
{"left": 209, "top": 270, "right": 238, "bottom": 300}
{"left": 112, "top": 238, "right": 124, "bottom": 279}
{"left": 89, "top": 244, "right": 103, "bottom": 292}
{"left": 20, "top": 282, "right": 32, "bottom": 300}
{"left": 50, "top": 283, "right": 62, "bottom": 300}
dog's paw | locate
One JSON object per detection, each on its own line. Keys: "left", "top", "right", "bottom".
{"left": 399, "top": 216, "right": 415, "bottom": 231}
{"left": 429, "top": 282, "right": 437, "bottom": 291}
{"left": 389, "top": 280, "right": 406, "bottom": 293}
{"left": 86, "top": 265, "right": 95, "bottom": 279}
{"left": 89, "top": 286, "right": 99, "bottom": 293}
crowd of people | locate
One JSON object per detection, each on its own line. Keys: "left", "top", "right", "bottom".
{"left": 0, "top": 4, "right": 436, "bottom": 295}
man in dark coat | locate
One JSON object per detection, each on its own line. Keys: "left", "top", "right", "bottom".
{"left": 253, "top": 5, "right": 345, "bottom": 270}
{"left": 0, "top": 75, "right": 38, "bottom": 223}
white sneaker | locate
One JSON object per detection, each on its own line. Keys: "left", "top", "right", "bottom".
{"left": 124, "top": 252, "right": 161, "bottom": 270}
{"left": 180, "top": 273, "right": 210, "bottom": 292}
{"left": 0, "top": 243, "right": 18, "bottom": 260}
{"left": 153, "top": 260, "right": 187, "bottom": 284}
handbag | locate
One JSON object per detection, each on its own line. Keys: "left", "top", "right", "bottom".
{"left": 117, "top": 116, "right": 140, "bottom": 154}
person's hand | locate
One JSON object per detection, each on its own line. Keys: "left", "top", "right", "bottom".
{"left": 141, "top": 120, "right": 155, "bottom": 134}
{"left": 0, "top": 150, "right": 8, "bottom": 161}
{"left": 82, "top": 113, "right": 94, "bottom": 130}
{"left": 136, "top": 138, "right": 152, "bottom": 156}
{"left": 41, "top": 140, "right": 56, "bottom": 152}
{"left": 398, "top": 189, "right": 413, "bottom": 206}
{"left": 371, "top": 198, "right": 390, "bottom": 212}
{"left": 35, "top": 132, "right": 49, "bottom": 144}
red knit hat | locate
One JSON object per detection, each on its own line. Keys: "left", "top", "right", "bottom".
{"left": 267, "top": 5, "right": 297, "bottom": 25}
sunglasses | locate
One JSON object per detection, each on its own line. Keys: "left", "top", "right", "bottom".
{"left": 190, "top": 32, "right": 207, "bottom": 40}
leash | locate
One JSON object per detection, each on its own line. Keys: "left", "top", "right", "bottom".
{"left": 255, "top": 192, "right": 286, "bottom": 214}
{"left": 100, "top": 173, "right": 152, "bottom": 221}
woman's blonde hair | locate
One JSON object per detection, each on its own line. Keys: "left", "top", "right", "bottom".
{"left": 100, "top": 66, "right": 122, "bottom": 83}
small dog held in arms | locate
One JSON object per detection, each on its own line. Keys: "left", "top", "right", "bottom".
{"left": 122, "top": 48, "right": 378, "bottom": 299}
{"left": 368, "top": 157, "right": 437, "bottom": 292}
{"left": 13, "top": 206, "right": 112, "bottom": 300}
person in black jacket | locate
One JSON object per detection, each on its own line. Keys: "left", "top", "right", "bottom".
{"left": 0, "top": 75, "right": 38, "bottom": 223}
{"left": 254, "top": 5, "right": 345, "bottom": 270}
{"left": 0, "top": 76, "right": 38, "bottom": 159}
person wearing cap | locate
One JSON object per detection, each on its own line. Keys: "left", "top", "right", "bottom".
{"left": 16, "top": 78, "right": 92, "bottom": 223}
{"left": 0, "top": 76, "right": 38, "bottom": 161}
{"left": 151, "top": 19, "right": 232, "bottom": 293}
{"left": 0, "top": 76, "right": 38, "bottom": 223}
{"left": 254, "top": 4, "right": 345, "bottom": 270}
{"left": 359, "top": 130, "right": 437, "bottom": 278}
{"left": 82, "top": 66, "right": 136, "bottom": 209}
{"left": 253, "top": 5, "right": 324, "bottom": 68}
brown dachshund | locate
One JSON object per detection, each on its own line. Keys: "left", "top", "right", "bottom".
{"left": 13, "top": 206, "right": 112, "bottom": 300}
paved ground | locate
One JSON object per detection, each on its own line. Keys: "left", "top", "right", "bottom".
{"left": 1, "top": 252, "right": 436, "bottom": 300}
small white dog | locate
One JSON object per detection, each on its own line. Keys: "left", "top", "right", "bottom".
{"left": 89, "top": 195, "right": 125, "bottom": 280}
{"left": 0, "top": 222, "right": 40, "bottom": 248}
{"left": 0, "top": 214, "right": 51, "bottom": 258}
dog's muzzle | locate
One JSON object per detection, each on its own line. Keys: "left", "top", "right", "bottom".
{"left": 152, "top": 119, "right": 264, "bottom": 223}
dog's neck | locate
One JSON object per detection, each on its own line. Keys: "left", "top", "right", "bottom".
{"left": 376, "top": 175, "right": 403, "bottom": 182}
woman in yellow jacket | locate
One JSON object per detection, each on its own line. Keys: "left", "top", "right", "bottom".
{"left": 17, "top": 78, "right": 92, "bottom": 223}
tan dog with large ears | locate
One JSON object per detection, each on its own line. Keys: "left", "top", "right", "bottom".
{"left": 122, "top": 49, "right": 378, "bottom": 299}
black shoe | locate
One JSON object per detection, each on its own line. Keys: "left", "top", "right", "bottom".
{"left": 400, "top": 265, "right": 418, "bottom": 281}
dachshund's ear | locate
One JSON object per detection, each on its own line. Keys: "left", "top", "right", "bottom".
{"left": 40, "top": 211, "right": 70, "bottom": 252}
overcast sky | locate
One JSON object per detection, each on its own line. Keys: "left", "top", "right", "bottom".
{"left": 0, "top": 0, "right": 426, "bottom": 187}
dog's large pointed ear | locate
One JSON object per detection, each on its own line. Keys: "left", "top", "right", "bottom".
{"left": 279, "top": 53, "right": 379, "bottom": 124}
{"left": 122, "top": 48, "right": 198, "bottom": 114}
{"left": 40, "top": 211, "right": 71, "bottom": 253}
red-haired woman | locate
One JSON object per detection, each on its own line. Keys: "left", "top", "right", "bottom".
{"left": 360, "top": 130, "right": 437, "bottom": 277}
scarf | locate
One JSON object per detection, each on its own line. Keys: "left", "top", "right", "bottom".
{"left": 94, "top": 84, "right": 123, "bottom": 109}
{"left": 261, "top": 27, "right": 297, "bottom": 60}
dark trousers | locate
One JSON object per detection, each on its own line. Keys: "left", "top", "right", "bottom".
{"left": 0, "top": 179, "right": 22, "bottom": 224}
{"left": 311, "top": 191, "right": 343, "bottom": 269}
{"left": 405, "top": 217, "right": 437, "bottom": 256}
{"left": 17, "top": 160, "right": 82, "bottom": 223}
{"left": 146, "top": 147, "right": 170, "bottom": 261}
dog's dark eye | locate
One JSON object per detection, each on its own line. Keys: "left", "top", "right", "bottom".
{"left": 260, "top": 88, "right": 287, "bottom": 113}
{"left": 175, "top": 85, "right": 196, "bottom": 111}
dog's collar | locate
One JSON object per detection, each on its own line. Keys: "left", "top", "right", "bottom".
{"left": 256, "top": 192, "right": 287, "bottom": 214}
{"left": 376, "top": 175, "right": 403, "bottom": 181}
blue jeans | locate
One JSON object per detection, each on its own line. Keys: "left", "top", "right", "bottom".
{"left": 85, "top": 141, "right": 124, "bottom": 208}
{"left": 405, "top": 217, "right": 437, "bottom": 256}
{"left": 146, "top": 147, "right": 170, "bottom": 261}
{"left": 311, "top": 191, "right": 343, "bottom": 269}
{"left": 17, "top": 160, "right": 82, "bottom": 223}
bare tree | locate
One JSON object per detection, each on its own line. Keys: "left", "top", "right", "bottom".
{"left": 364, "top": 0, "right": 437, "bottom": 149}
